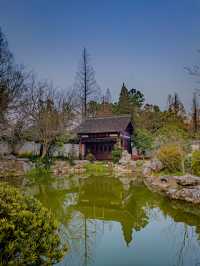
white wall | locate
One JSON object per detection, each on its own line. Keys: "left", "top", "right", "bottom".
{"left": 15, "top": 142, "right": 41, "bottom": 156}
{"left": 0, "top": 140, "right": 80, "bottom": 158}
{"left": 52, "top": 143, "right": 79, "bottom": 158}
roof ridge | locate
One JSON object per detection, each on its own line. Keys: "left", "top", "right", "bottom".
{"left": 86, "top": 114, "right": 131, "bottom": 121}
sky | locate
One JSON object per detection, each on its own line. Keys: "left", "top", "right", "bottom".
{"left": 0, "top": 0, "right": 200, "bottom": 110}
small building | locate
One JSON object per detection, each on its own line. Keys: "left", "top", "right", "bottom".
{"left": 76, "top": 115, "right": 133, "bottom": 160}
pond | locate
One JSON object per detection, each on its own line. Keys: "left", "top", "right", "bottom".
{"left": 25, "top": 175, "right": 200, "bottom": 266}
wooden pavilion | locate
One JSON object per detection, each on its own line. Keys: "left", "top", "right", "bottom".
{"left": 76, "top": 115, "right": 133, "bottom": 160}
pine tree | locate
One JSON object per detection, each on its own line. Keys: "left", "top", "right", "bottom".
{"left": 192, "top": 91, "right": 199, "bottom": 134}
{"left": 118, "top": 83, "right": 131, "bottom": 114}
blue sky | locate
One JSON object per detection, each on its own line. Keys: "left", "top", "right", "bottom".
{"left": 0, "top": 0, "right": 200, "bottom": 109}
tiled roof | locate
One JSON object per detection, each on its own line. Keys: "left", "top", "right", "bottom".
{"left": 76, "top": 115, "right": 132, "bottom": 134}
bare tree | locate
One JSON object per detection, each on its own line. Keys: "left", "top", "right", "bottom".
{"left": 184, "top": 50, "right": 200, "bottom": 79}
{"left": 0, "top": 27, "right": 27, "bottom": 123}
{"left": 74, "top": 48, "right": 100, "bottom": 119}
{"left": 24, "top": 77, "right": 75, "bottom": 157}
{"left": 167, "top": 92, "right": 185, "bottom": 118}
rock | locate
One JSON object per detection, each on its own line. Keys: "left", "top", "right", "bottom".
{"left": 142, "top": 159, "right": 163, "bottom": 177}
{"left": 4, "top": 154, "right": 16, "bottom": 160}
{"left": 145, "top": 173, "right": 200, "bottom": 205}
{"left": 169, "top": 186, "right": 200, "bottom": 204}
{"left": 129, "top": 160, "right": 136, "bottom": 171}
{"left": 174, "top": 175, "right": 200, "bottom": 187}
{"left": 166, "top": 188, "right": 178, "bottom": 196}
{"left": 143, "top": 166, "right": 152, "bottom": 177}
{"left": 160, "top": 176, "right": 169, "bottom": 183}
{"left": 117, "top": 150, "right": 136, "bottom": 172}
{"left": 119, "top": 150, "right": 132, "bottom": 165}
{"left": 150, "top": 159, "right": 163, "bottom": 172}
{"left": 0, "top": 158, "right": 33, "bottom": 177}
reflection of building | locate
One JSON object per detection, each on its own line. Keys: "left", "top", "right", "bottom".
{"left": 74, "top": 176, "right": 148, "bottom": 246}
{"left": 76, "top": 115, "right": 133, "bottom": 160}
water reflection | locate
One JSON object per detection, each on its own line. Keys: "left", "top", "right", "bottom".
{"left": 29, "top": 174, "right": 200, "bottom": 266}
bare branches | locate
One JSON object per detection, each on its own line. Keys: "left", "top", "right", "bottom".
{"left": 74, "top": 48, "right": 100, "bottom": 119}
{"left": 21, "top": 75, "right": 76, "bottom": 156}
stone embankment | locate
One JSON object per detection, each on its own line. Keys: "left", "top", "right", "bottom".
{"left": 114, "top": 150, "right": 136, "bottom": 175}
{"left": 142, "top": 159, "right": 200, "bottom": 204}
{"left": 0, "top": 156, "right": 33, "bottom": 178}
{"left": 52, "top": 160, "right": 87, "bottom": 176}
{"left": 145, "top": 174, "right": 200, "bottom": 204}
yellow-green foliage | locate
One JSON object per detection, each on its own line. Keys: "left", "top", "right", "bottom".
{"left": 0, "top": 182, "right": 66, "bottom": 265}
{"left": 17, "top": 152, "right": 34, "bottom": 158}
{"left": 85, "top": 152, "right": 95, "bottom": 162}
{"left": 192, "top": 151, "right": 200, "bottom": 176}
{"left": 85, "top": 162, "right": 110, "bottom": 176}
{"left": 157, "top": 144, "right": 183, "bottom": 173}
{"left": 27, "top": 167, "right": 52, "bottom": 184}
{"left": 112, "top": 148, "right": 122, "bottom": 163}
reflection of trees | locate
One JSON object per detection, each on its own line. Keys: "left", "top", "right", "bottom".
{"left": 158, "top": 199, "right": 200, "bottom": 266}
{"left": 34, "top": 184, "right": 73, "bottom": 223}
{"left": 31, "top": 175, "right": 200, "bottom": 266}
{"left": 74, "top": 177, "right": 150, "bottom": 247}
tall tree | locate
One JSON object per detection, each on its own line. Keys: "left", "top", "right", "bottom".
{"left": 25, "top": 78, "right": 75, "bottom": 157}
{"left": 74, "top": 48, "right": 99, "bottom": 119}
{"left": 167, "top": 92, "right": 185, "bottom": 118}
{"left": 87, "top": 100, "right": 100, "bottom": 118}
{"left": 118, "top": 83, "right": 131, "bottom": 114}
{"left": 192, "top": 90, "right": 199, "bottom": 134}
{"left": 128, "top": 88, "right": 145, "bottom": 108}
{"left": 0, "top": 27, "right": 26, "bottom": 123}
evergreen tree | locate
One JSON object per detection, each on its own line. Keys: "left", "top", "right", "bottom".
{"left": 118, "top": 83, "right": 131, "bottom": 114}
{"left": 128, "top": 88, "right": 145, "bottom": 108}
{"left": 192, "top": 91, "right": 199, "bottom": 134}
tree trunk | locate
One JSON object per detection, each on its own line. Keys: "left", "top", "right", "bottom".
{"left": 84, "top": 48, "right": 87, "bottom": 119}
{"left": 40, "top": 143, "right": 48, "bottom": 158}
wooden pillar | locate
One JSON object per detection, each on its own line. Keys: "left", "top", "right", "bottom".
{"left": 80, "top": 142, "right": 85, "bottom": 159}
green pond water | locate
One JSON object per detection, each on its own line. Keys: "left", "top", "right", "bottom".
{"left": 24, "top": 174, "right": 200, "bottom": 266}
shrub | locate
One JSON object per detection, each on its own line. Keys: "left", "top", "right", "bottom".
{"left": 68, "top": 154, "right": 76, "bottom": 165}
{"left": 86, "top": 152, "right": 95, "bottom": 162}
{"left": 157, "top": 144, "right": 183, "bottom": 173}
{"left": 192, "top": 151, "right": 200, "bottom": 176}
{"left": 27, "top": 166, "right": 52, "bottom": 184}
{"left": 0, "top": 182, "right": 66, "bottom": 265}
{"left": 133, "top": 128, "right": 153, "bottom": 155}
{"left": 154, "top": 124, "right": 189, "bottom": 149}
{"left": 112, "top": 148, "right": 122, "bottom": 163}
